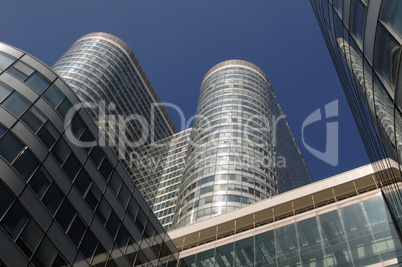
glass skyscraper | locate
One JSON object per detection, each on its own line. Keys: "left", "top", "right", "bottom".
{"left": 310, "top": 0, "right": 402, "bottom": 233}
{"left": 152, "top": 129, "right": 192, "bottom": 231}
{"left": 172, "top": 60, "right": 312, "bottom": 228}
{"left": 0, "top": 42, "right": 178, "bottom": 266}
{"left": 52, "top": 33, "right": 177, "bottom": 205}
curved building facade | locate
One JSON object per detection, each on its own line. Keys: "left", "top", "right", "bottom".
{"left": 310, "top": 0, "right": 402, "bottom": 232}
{"left": 173, "top": 60, "right": 312, "bottom": 227}
{"left": 0, "top": 42, "right": 178, "bottom": 266}
{"left": 52, "top": 33, "right": 177, "bottom": 206}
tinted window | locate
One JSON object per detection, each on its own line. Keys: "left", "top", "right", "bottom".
{"left": 1, "top": 202, "right": 29, "bottom": 240}
{"left": 71, "top": 115, "right": 86, "bottom": 138}
{"left": 374, "top": 25, "right": 401, "bottom": 95}
{"left": 118, "top": 185, "right": 130, "bottom": 207}
{"left": 0, "top": 132, "right": 24, "bottom": 163}
{"left": 29, "top": 168, "right": 51, "bottom": 198}
{"left": 0, "top": 52, "right": 16, "bottom": 70}
{"left": 37, "top": 121, "right": 59, "bottom": 148}
{"left": 13, "top": 149, "right": 39, "bottom": 181}
{"left": 63, "top": 154, "right": 81, "bottom": 180}
{"left": 68, "top": 216, "right": 86, "bottom": 246}
{"left": 350, "top": 0, "right": 366, "bottom": 46}
{"left": 51, "top": 138, "right": 70, "bottom": 165}
{"left": 55, "top": 201, "right": 75, "bottom": 231}
{"left": 105, "top": 211, "right": 120, "bottom": 238}
{"left": 7, "top": 67, "right": 28, "bottom": 81}
{"left": 17, "top": 219, "right": 43, "bottom": 258}
{"left": 116, "top": 226, "right": 129, "bottom": 248}
{"left": 2, "top": 92, "right": 30, "bottom": 117}
{"left": 85, "top": 185, "right": 101, "bottom": 210}
{"left": 80, "top": 231, "right": 98, "bottom": 259}
{"left": 0, "top": 82, "right": 12, "bottom": 102}
{"left": 99, "top": 158, "right": 113, "bottom": 179}
{"left": 380, "top": 0, "right": 402, "bottom": 39}
{"left": 26, "top": 72, "right": 50, "bottom": 94}
{"left": 0, "top": 124, "right": 6, "bottom": 138}
{"left": 74, "top": 170, "right": 91, "bottom": 195}
{"left": 32, "top": 237, "right": 58, "bottom": 267}
{"left": 57, "top": 99, "right": 73, "bottom": 119}
{"left": 42, "top": 184, "right": 63, "bottom": 214}
{"left": 0, "top": 182, "right": 14, "bottom": 218}
{"left": 21, "top": 106, "right": 47, "bottom": 133}
{"left": 43, "top": 84, "right": 64, "bottom": 108}
{"left": 89, "top": 146, "right": 104, "bottom": 167}
{"left": 96, "top": 198, "right": 111, "bottom": 225}
{"left": 109, "top": 172, "right": 122, "bottom": 194}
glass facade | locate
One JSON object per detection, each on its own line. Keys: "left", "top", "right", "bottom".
{"left": 179, "top": 194, "right": 402, "bottom": 267}
{"left": 152, "top": 129, "right": 192, "bottom": 231}
{"left": 52, "top": 33, "right": 177, "bottom": 205}
{"left": 0, "top": 42, "right": 178, "bottom": 266}
{"left": 172, "top": 60, "right": 312, "bottom": 228}
{"left": 310, "top": 0, "right": 402, "bottom": 234}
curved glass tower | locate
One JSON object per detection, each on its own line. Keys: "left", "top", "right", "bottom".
{"left": 0, "top": 42, "right": 178, "bottom": 266}
{"left": 311, "top": 0, "right": 402, "bottom": 233}
{"left": 53, "top": 33, "right": 177, "bottom": 206}
{"left": 173, "top": 60, "right": 312, "bottom": 227}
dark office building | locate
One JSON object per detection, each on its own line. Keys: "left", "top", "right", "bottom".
{"left": 0, "top": 42, "right": 178, "bottom": 266}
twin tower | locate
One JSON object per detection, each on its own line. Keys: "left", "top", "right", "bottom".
{"left": 53, "top": 33, "right": 313, "bottom": 230}
{"left": 0, "top": 32, "right": 311, "bottom": 265}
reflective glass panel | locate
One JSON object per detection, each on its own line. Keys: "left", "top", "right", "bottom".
{"left": 234, "top": 236, "right": 254, "bottom": 266}
{"left": 55, "top": 200, "right": 75, "bottom": 231}
{"left": 17, "top": 219, "right": 43, "bottom": 258}
{"left": 89, "top": 146, "right": 104, "bottom": 167}
{"left": 68, "top": 216, "right": 86, "bottom": 246}
{"left": 21, "top": 105, "right": 47, "bottom": 133}
{"left": 0, "top": 132, "right": 24, "bottom": 163}
{"left": 374, "top": 25, "right": 401, "bottom": 95}
{"left": 26, "top": 72, "right": 50, "bottom": 94}
{"left": 0, "top": 182, "right": 14, "bottom": 218}
{"left": 74, "top": 170, "right": 91, "bottom": 195}
{"left": 32, "top": 237, "right": 58, "bottom": 267}
{"left": 43, "top": 84, "right": 64, "bottom": 108}
{"left": 0, "top": 82, "right": 12, "bottom": 102}
{"left": 57, "top": 99, "right": 72, "bottom": 119}
{"left": 380, "top": 0, "right": 402, "bottom": 39}
{"left": 2, "top": 92, "right": 30, "bottom": 117}
{"left": 42, "top": 184, "right": 63, "bottom": 215}
{"left": 350, "top": 0, "right": 366, "bottom": 46}
{"left": 51, "top": 138, "right": 70, "bottom": 165}
{"left": 99, "top": 158, "right": 113, "bottom": 179}
{"left": 63, "top": 154, "right": 81, "bottom": 180}
{"left": 96, "top": 198, "right": 111, "bottom": 225}
{"left": 7, "top": 67, "right": 28, "bottom": 81}
{"left": 1, "top": 202, "right": 29, "bottom": 240}
{"left": 37, "top": 121, "right": 58, "bottom": 148}
{"left": 80, "top": 230, "right": 98, "bottom": 259}
{"left": 71, "top": 115, "right": 86, "bottom": 138}
{"left": 0, "top": 52, "right": 16, "bottom": 70}
{"left": 29, "top": 168, "right": 51, "bottom": 198}
{"left": 13, "top": 149, "right": 40, "bottom": 181}
{"left": 105, "top": 211, "right": 120, "bottom": 238}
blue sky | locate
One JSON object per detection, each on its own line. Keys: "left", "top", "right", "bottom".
{"left": 0, "top": 0, "right": 369, "bottom": 180}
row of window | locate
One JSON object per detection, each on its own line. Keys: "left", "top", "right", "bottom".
{"left": 0, "top": 49, "right": 177, "bottom": 265}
